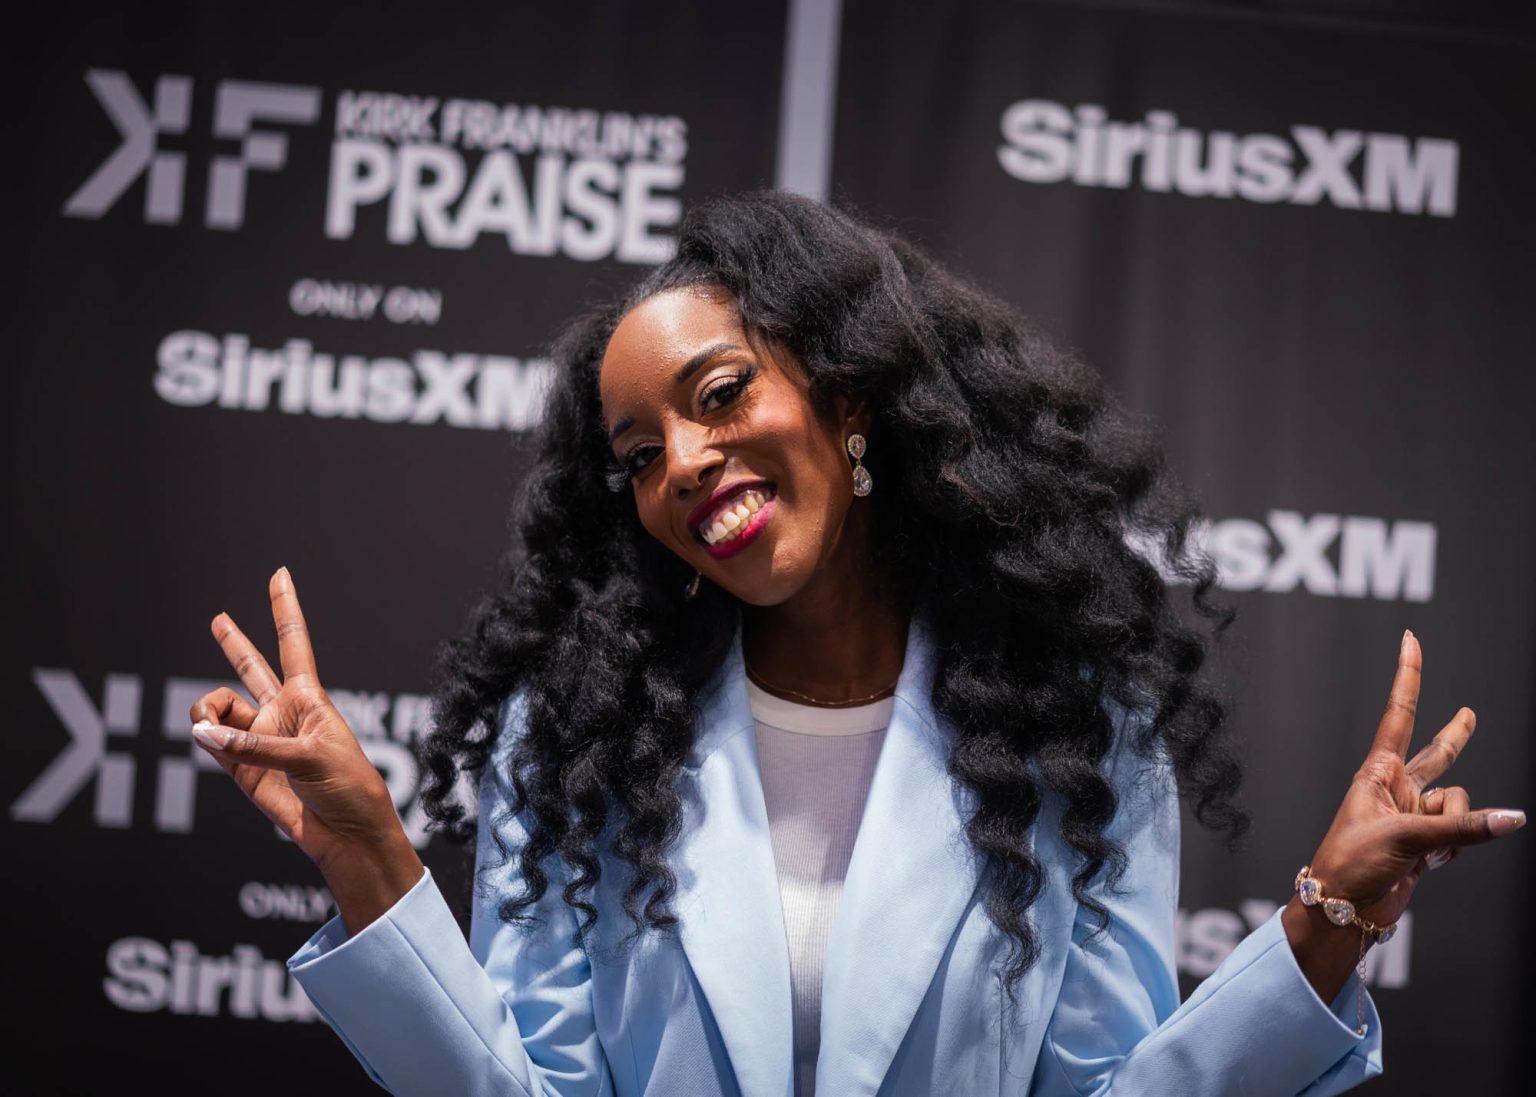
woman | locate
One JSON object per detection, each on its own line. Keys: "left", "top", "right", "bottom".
{"left": 189, "top": 191, "right": 1522, "bottom": 1096}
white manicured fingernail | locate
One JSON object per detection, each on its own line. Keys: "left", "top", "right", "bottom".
{"left": 1425, "top": 848, "right": 1453, "bottom": 870}
{"left": 1489, "top": 810, "right": 1526, "bottom": 835}
{"left": 192, "top": 721, "right": 230, "bottom": 750}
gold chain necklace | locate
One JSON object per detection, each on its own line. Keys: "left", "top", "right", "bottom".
{"left": 743, "top": 661, "right": 898, "bottom": 708}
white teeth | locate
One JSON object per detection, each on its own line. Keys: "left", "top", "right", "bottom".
{"left": 700, "top": 487, "right": 772, "bottom": 545}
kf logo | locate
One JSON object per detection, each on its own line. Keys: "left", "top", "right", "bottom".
{"left": 62, "top": 69, "right": 321, "bottom": 230}
{"left": 11, "top": 669, "right": 456, "bottom": 844}
{"left": 10, "top": 671, "right": 225, "bottom": 831}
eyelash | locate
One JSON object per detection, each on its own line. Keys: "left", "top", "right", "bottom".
{"left": 605, "top": 367, "right": 757, "bottom": 493}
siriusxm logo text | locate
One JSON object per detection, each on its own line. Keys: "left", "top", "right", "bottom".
{"left": 998, "top": 99, "right": 1458, "bottom": 217}
{"left": 1179, "top": 900, "right": 1411, "bottom": 987}
{"left": 1130, "top": 510, "right": 1437, "bottom": 602}
{"left": 105, "top": 937, "right": 318, "bottom": 1021}
{"left": 154, "top": 330, "right": 554, "bottom": 430}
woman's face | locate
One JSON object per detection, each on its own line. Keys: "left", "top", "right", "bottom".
{"left": 599, "top": 285, "right": 868, "bottom": 607}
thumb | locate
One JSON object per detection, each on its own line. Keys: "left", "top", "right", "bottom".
{"left": 192, "top": 720, "right": 316, "bottom": 774}
{"left": 1401, "top": 808, "right": 1526, "bottom": 852}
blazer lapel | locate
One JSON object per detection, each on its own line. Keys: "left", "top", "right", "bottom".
{"left": 670, "top": 613, "right": 983, "bottom": 1097}
{"left": 815, "top": 614, "right": 985, "bottom": 1096}
{"left": 672, "top": 620, "right": 795, "bottom": 1097}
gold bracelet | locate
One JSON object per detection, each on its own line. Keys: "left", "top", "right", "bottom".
{"left": 1294, "top": 865, "right": 1398, "bottom": 1036}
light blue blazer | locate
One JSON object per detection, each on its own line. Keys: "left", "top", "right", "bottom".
{"left": 288, "top": 614, "right": 1384, "bottom": 1096}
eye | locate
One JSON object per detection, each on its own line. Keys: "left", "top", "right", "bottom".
{"left": 699, "top": 366, "right": 756, "bottom": 414}
{"left": 605, "top": 444, "right": 661, "bottom": 493}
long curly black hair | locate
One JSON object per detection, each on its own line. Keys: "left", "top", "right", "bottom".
{"left": 418, "top": 188, "right": 1247, "bottom": 998}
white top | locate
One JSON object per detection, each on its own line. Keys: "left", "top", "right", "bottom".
{"left": 747, "top": 677, "right": 894, "bottom": 1097}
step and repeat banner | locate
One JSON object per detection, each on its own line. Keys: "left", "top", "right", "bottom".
{"left": 10, "top": 4, "right": 787, "bottom": 1093}
{"left": 830, "top": 2, "right": 1532, "bottom": 1093}
{"left": 10, "top": 2, "right": 1531, "bottom": 1093}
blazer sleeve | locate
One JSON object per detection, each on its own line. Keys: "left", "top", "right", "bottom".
{"left": 286, "top": 691, "right": 615, "bottom": 1097}
{"left": 1028, "top": 704, "right": 1384, "bottom": 1097}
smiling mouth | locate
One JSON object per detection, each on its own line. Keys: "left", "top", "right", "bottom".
{"left": 694, "top": 485, "right": 776, "bottom": 547}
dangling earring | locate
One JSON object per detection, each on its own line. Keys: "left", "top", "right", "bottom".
{"left": 847, "top": 433, "right": 872, "bottom": 497}
{"left": 684, "top": 568, "right": 702, "bottom": 600}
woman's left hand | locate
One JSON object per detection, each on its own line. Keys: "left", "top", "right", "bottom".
{"left": 1298, "top": 629, "right": 1524, "bottom": 936}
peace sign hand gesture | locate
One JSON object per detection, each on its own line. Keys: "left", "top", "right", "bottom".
{"left": 1284, "top": 630, "right": 1525, "bottom": 1001}
{"left": 188, "top": 568, "right": 415, "bottom": 886}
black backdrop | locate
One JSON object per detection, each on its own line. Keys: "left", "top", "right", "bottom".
{"left": 9, "top": 2, "right": 1532, "bottom": 1093}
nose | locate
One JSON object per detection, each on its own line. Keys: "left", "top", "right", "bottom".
{"left": 666, "top": 422, "right": 723, "bottom": 501}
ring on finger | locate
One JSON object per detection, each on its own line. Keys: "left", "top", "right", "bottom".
{"left": 1420, "top": 788, "right": 1451, "bottom": 868}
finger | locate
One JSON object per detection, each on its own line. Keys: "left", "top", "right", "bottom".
{"left": 1424, "top": 786, "right": 1472, "bottom": 869}
{"left": 189, "top": 686, "right": 258, "bottom": 731}
{"left": 270, "top": 567, "right": 319, "bottom": 682}
{"left": 189, "top": 723, "right": 298, "bottom": 822}
{"left": 1400, "top": 807, "right": 1527, "bottom": 852}
{"left": 210, "top": 612, "right": 282, "bottom": 705}
{"left": 1370, "top": 629, "right": 1422, "bottom": 760}
{"left": 1405, "top": 707, "right": 1476, "bottom": 789}
{"left": 189, "top": 719, "right": 249, "bottom": 782}
{"left": 190, "top": 721, "right": 316, "bottom": 775}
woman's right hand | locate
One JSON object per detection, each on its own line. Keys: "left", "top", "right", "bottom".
{"left": 189, "top": 567, "right": 412, "bottom": 882}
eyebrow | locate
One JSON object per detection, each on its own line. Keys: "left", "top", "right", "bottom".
{"left": 606, "top": 342, "right": 744, "bottom": 445}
